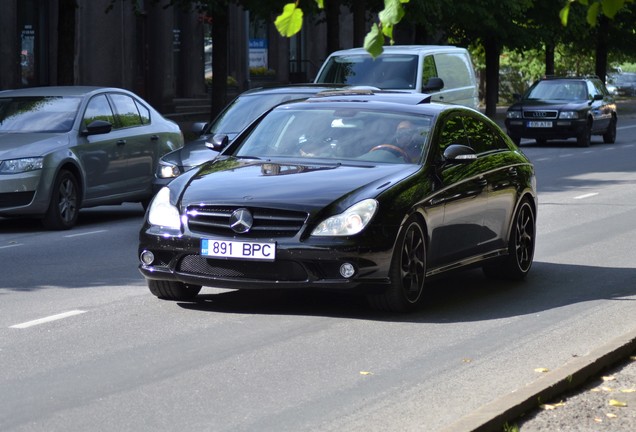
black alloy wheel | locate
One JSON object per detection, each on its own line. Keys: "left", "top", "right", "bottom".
{"left": 148, "top": 279, "right": 202, "bottom": 301}
{"left": 367, "top": 216, "right": 426, "bottom": 312}
{"left": 484, "top": 198, "right": 535, "bottom": 280}
{"left": 42, "top": 170, "right": 79, "bottom": 230}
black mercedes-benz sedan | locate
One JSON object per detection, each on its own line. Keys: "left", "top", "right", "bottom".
{"left": 139, "top": 90, "right": 537, "bottom": 312}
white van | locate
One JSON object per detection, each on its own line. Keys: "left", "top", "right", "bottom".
{"left": 314, "top": 45, "right": 479, "bottom": 109}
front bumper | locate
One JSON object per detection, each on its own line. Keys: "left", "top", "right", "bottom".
{"left": 505, "top": 118, "right": 587, "bottom": 140}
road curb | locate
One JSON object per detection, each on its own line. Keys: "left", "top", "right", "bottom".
{"left": 440, "top": 328, "right": 636, "bottom": 432}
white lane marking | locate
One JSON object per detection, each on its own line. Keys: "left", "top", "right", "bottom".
{"left": 64, "top": 230, "right": 107, "bottom": 238}
{"left": 617, "top": 125, "right": 636, "bottom": 130}
{"left": 0, "top": 243, "right": 22, "bottom": 249}
{"left": 10, "top": 310, "right": 87, "bottom": 329}
{"left": 574, "top": 192, "right": 599, "bottom": 200}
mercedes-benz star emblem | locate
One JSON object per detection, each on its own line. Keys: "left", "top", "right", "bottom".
{"left": 229, "top": 208, "right": 253, "bottom": 233}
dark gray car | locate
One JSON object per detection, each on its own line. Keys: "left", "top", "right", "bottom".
{"left": 0, "top": 86, "right": 184, "bottom": 229}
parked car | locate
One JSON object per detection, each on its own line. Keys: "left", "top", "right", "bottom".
{"left": 139, "top": 90, "right": 537, "bottom": 313}
{"left": 154, "top": 84, "right": 344, "bottom": 191}
{"left": 613, "top": 72, "right": 636, "bottom": 96}
{"left": 0, "top": 86, "right": 183, "bottom": 229}
{"left": 505, "top": 76, "right": 617, "bottom": 147}
{"left": 314, "top": 45, "right": 479, "bottom": 109}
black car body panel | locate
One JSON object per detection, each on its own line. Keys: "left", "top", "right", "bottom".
{"left": 139, "top": 92, "right": 537, "bottom": 311}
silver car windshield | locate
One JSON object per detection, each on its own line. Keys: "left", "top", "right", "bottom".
{"left": 0, "top": 96, "right": 81, "bottom": 133}
{"left": 234, "top": 107, "right": 432, "bottom": 164}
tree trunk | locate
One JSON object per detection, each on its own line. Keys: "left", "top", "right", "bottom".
{"left": 58, "top": 0, "right": 77, "bottom": 85}
{"left": 325, "top": 0, "right": 340, "bottom": 55}
{"left": 484, "top": 37, "right": 501, "bottom": 119}
{"left": 545, "top": 42, "right": 555, "bottom": 76}
{"left": 352, "top": 0, "right": 366, "bottom": 47}
{"left": 210, "top": 3, "right": 229, "bottom": 120}
{"left": 595, "top": 16, "right": 609, "bottom": 82}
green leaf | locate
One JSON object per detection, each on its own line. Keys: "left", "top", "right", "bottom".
{"left": 275, "top": 3, "right": 304, "bottom": 37}
{"left": 379, "top": 0, "right": 405, "bottom": 26}
{"left": 602, "top": 0, "right": 626, "bottom": 17}
{"left": 364, "top": 24, "right": 385, "bottom": 58}
{"left": 586, "top": 1, "right": 600, "bottom": 25}
{"left": 559, "top": 3, "right": 571, "bottom": 25}
{"left": 315, "top": 0, "right": 324, "bottom": 9}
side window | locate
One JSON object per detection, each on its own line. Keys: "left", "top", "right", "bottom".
{"left": 421, "top": 55, "right": 438, "bottom": 89}
{"left": 134, "top": 100, "right": 151, "bottom": 124}
{"left": 434, "top": 53, "right": 473, "bottom": 88}
{"left": 463, "top": 115, "right": 508, "bottom": 153}
{"left": 83, "top": 94, "right": 115, "bottom": 129}
{"left": 590, "top": 80, "right": 605, "bottom": 97}
{"left": 438, "top": 113, "right": 468, "bottom": 152}
{"left": 110, "top": 93, "right": 143, "bottom": 128}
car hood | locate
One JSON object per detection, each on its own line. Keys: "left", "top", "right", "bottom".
{"left": 180, "top": 158, "right": 419, "bottom": 211}
{"left": 0, "top": 132, "right": 70, "bottom": 159}
{"left": 509, "top": 100, "right": 589, "bottom": 111}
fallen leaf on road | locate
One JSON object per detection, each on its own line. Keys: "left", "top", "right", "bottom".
{"left": 609, "top": 399, "right": 627, "bottom": 407}
{"left": 534, "top": 368, "right": 549, "bottom": 373}
{"left": 462, "top": 358, "right": 472, "bottom": 363}
{"left": 540, "top": 401, "right": 565, "bottom": 410}
{"left": 359, "top": 371, "right": 373, "bottom": 376}
{"left": 594, "top": 417, "right": 603, "bottom": 423}
{"left": 620, "top": 388, "right": 636, "bottom": 393}
{"left": 606, "top": 413, "right": 618, "bottom": 418}
{"left": 602, "top": 376, "right": 616, "bottom": 381}
{"left": 601, "top": 386, "right": 614, "bottom": 392}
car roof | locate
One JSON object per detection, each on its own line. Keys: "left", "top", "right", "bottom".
{"left": 239, "top": 84, "right": 347, "bottom": 97}
{"left": 325, "top": 45, "right": 465, "bottom": 57}
{"left": 0, "top": 86, "right": 131, "bottom": 97}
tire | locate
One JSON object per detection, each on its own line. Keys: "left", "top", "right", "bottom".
{"left": 367, "top": 216, "right": 426, "bottom": 312}
{"left": 603, "top": 117, "right": 617, "bottom": 144}
{"left": 148, "top": 279, "right": 201, "bottom": 301}
{"left": 576, "top": 121, "right": 592, "bottom": 147}
{"left": 42, "top": 170, "right": 80, "bottom": 230}
{"left": 483, "top": 199, "right": 535, "bottom": 280}
{"left": 535, "top": 138, "right": 547, "bottom": 146}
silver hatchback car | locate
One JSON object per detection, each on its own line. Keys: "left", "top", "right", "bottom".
{"left": 0, "top": 86, "right": 184, "bottom": 229}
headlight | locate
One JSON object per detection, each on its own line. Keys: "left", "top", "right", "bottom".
{"left": 0, "top": 157, "right": 44, "bottom": 174}
{"left": 559, "top": 111, "right": 579, "bottom": 119}
{"left": 157, "top": 161, "right": 182, "bottom": 179}
{"left": 312, "top": 199, "right": 378, "bottom": 236}
{"left": 506, "top": 110, "right": 522, "bottom": 119}
{"left": 147, "top": 187, "right": 181, "bottom": 229}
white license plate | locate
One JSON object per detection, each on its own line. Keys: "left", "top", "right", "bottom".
{"left": 201, "top": 239, "right": 276, "bottom": 261}
{"left": 527, "top": 121, "right": 553, "bottom": 128}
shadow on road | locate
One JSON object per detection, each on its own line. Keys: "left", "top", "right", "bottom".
{"left": 175, "top": 261, "right": 636, "bottom": 322}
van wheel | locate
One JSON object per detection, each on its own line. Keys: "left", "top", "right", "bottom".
{"left": 42, "top": 170, "right": 79, "bottom": 230}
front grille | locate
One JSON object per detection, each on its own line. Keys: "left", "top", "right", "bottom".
{"left": 186, "top": 205, "right": 308, "bottom": 238}
{"left": 523, "top": 110, "right": 558, "bottom": 120}
{"left": 0, "top": 191, "right": 34, "bottom": 208}
{"left": 178, "top": 254, "right": 307, "bottom": 281}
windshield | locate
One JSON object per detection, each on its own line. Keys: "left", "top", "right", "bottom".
{"left": 234, "top": 106, "right": 432, "bottom": 164}
{"left": 209, "top": 92, "right": 317, "bottom": 135}
{"left": 525, "top": 80, "right": 588, "bottom": 100}
{"left": 315, "top": 55, "right": 418, "bottom": 89}
{"left": 0, "top": 96, "right": 81, "bottom": 133}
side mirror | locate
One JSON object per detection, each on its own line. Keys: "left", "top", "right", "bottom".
{"left": 593, "top": 94, "right": 603, "bottom": 101}
{"left": 205, "top": 134, "right": 229, "bottom": 151}
{"left": 442, "top": 144, "right": 477, "bottom": 164}
{"left": 83, "top": 119, "right": 112, "bottom": 136}
{"left": 422, "top": 77, "right": 444, "bottom": 92}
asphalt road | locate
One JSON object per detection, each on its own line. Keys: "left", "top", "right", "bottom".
{"left": 1, "top": 111, "right": 635, "bottom": 431}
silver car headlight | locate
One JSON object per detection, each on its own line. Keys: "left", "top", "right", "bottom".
{"left": 312, "top": 199, "right": 378, "bottom": 236}
{"left": 157, "top": 160, "right": 182, "bottom": 179}
{"left": 148, "top": 187, "right": 181, "bottom": 230}
{"left": 0, "top": 157, "right": 44, "bottom": 174}
{"left": 559, "top": 111, "right": 579, "bottom": 119}
{"left": 506, "top": 110, "right": 522, "bottom": 119}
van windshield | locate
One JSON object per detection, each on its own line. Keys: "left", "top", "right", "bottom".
{"left": 315, "top": 55, "right": 418, "bottom": 90}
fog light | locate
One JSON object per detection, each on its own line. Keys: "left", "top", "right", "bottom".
{"left": 140, "top": 250, "right": 155, "bottom": 265}
{"left": 340, "top": 263, "right": 355, "bottom": 278}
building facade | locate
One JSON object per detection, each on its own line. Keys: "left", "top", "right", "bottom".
{"left": 0, "top": 0, "right": 358, "bottom": 115}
